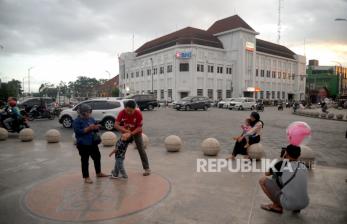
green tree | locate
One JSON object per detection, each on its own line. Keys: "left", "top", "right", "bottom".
{"left": 0, "top": 79, "right": 23, "bottom": 100}
{"left": 112, "top": 87, "right": 120, "bottom": 97}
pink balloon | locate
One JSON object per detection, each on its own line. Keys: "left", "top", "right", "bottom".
{"left": 286, "top": 122, "right": 312, "bottom": 146}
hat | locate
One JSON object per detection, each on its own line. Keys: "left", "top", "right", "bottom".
{"left": 79, "top": 104, "right": 92, "bottom": 114}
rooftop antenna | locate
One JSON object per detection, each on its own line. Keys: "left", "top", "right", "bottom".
{"left": 132, "top": 33, "right": 134, "bottom": 52}
{"left": 277, "top": 0, "right": 282, "bottom": 44}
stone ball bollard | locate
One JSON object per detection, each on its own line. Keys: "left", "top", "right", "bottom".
{"left": 299, "top": 145, "right": 315, "bottom": 168}
{"left": 248, "top": 143, "right": 265, "bottom": 160}
{"left": 101, "top": 131, "right": 117, "bottom": 147}
{"left": 45, "top": 129, "right": 61, "bottom": 143}
{"left": 336, "top": 114, "right": 344, "bottom": 120}
{"left": 134, "top": 133, "right": 149, "bottom": 150}
{"left": 164, "top": 135, "right": 182, "bottom": 152}
{"left": 201, "top": 138, "right": 220, "bottom": 156}
{"left": 19, "top": 128, "right": 34, "bottom": 142}
{"left": 0, "top": 128, "right": 9, "bottom": 141}
{"left": 320, "top": 113, "right": 327, "bottom": 118}
{"left": 327, "top": 113, "right": 335, "bottom": 119}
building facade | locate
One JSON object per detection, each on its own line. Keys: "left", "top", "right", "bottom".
{"left": 119, "top": 15, "right": 306, "bottom": 102}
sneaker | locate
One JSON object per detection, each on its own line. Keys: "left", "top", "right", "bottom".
{"left": 143, "top": 169, "right": 151, "bottom": 176}
{"left": 110, "top": 174, "right": 119, "bottom": 179}
{"left": 120, "top": 174, "right": 128, "bottom": 179}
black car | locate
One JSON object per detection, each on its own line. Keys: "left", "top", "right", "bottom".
{"left": 126, "top": 94, "right": 158, "bottom": 111}
{"left": 18, "top": 97, "right": 54, "bottom": 112}
{"left": 175, "top": 96, "right": 210, "bottom": 111}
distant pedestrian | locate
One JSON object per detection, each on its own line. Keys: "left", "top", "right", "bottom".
{"left": 114, "top": 100, "right": 151, "bottom": 176}
{"left": 73, "top": 104, "right": 108, "bottom": 184}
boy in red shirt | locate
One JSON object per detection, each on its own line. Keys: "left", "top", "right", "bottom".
{"left": 113, "top": 100, "right": 151, "bottom": 176}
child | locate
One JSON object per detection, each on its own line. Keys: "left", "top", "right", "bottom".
{"left": 232, "top": 118, "right": 252, "bottom": 148}
{"left": 109, "top": 134, "right": 133, "bottom": 179}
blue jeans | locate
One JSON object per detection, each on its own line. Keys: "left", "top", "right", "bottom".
{"left": 112, "top": 157, "right": 127, "bottom": 177}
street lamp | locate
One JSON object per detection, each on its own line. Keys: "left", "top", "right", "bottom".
{"left": 28, "top": 67, "right": 34, "bottom": 95}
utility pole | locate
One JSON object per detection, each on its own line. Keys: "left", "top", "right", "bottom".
{"left": 277, "top": 0, "right": 282, "bottom": 44}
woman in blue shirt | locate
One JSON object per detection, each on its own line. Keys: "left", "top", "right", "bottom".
{"left": 73, "top": 104, "right": 108, "bottom": 184}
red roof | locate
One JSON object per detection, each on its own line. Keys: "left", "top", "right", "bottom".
{"left": 256, "top": 39, "right": 295, "bottom": 59}
{"left": 207, "top": 15, "right": 255, "bottom": 34}
{"left": 135, "top": 27, "right": 223, "bottom": 56}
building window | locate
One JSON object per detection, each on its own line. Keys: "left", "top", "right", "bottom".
{"left": 147, "top": 69, "right": 151, "bottom": 76}
{"left": 266, "top": 71, "right": 270, "bottom": 78}
{"left": 260, "top": 91, "right": 264, "bottom": 99}
{"left": 292, "top": 73, "right": 295, "bottom": 80}
{"left": 207, "top": 89, "right": 213, "bottom": 99}
{"left": 197, "top": 64, "right": 204, "bottom": 72}
{"left": 197, "top": 89, "right": 203, "bottom": 96}
{"left": 217, "top": 66, "right": 223, "bottom": 74}
{"left": 226, "top": 90, "right": 231, "bottom": 98}
{"left": 272, "top": 71, "right": 276, "bottom": 78}
{"left": 160, "top": 66, "right": 164, "bottom": 74}
{"left": 126, "top": 73, "right": 129, "bottom": 79}
{"left": 260, "top": 70, "right": 265, "bottom": 77}
{"left": 217, "top": 89, "right": 222, "bottom": 99}
{"left": 282, "top": 91, "right": 285, "bottom": 99}
{"left": 131, "top": 73, "right": 134, "bottom": 78}
{"left": 153, "top": 68, "right": 158, "bottom": 75}
{"left": 153, "top": 90, "right": 157, "bottom": 98}
{"left": 300, "top": 75, "right": 304, "bottom": 81}
{"left": 167, "top": 65, "right": 172, "bottom": 73}
{"left": 141, "top": 71, "right": 144, "bottom": 77}
{"left": 136, "top": 71, "right": 139, "bottom": 77}
{"left": 160, "top": 89, "right": 164, "bottom": 99}
{"left": 278, "top": 72, "right": 281, "bottom": 79}
{"left": 277, "top": 91, "right": 280, "bottom": 99}
{"left": 256, "top": 69, "right": 258, "bottom": 77}
{"left": 208, "top": 65, "right": 214, "bottom": 73}
{"left": 272, "top": 91, "right": 275, "bottom": 99}
{"left": 179, "top": 63, "right": 189, "bottom": 72}
{"left": 226, "top": 67, "right": 232, "bottom": 75}
{"left": 283, "top": 72, "right": 286, "bottom": 79}
{"left": 266, "top": 91, "right": 270, "bottom": 99}
{"left": 168, "top": 89, "right": 172, "bottom": 99}
{"left": 147, "top": 90, "right": 151, "bottom": 94}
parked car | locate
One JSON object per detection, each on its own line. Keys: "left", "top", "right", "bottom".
{"left": 126, "top": 94, "right": 158, "bottom": 111}
{"left": 58, "top": 98, "right": 135, "bottom": 131}
{"left": 18, "top": 97, "right": 54, "bottom": 113}
{"left": 228, "top": 97, "right": 256, "bottom": 110}
{"left": 175, "top": 96, "right": 210, "bottom": 111}
{"left": 217, "top": 98, "right": 233, "bottom": 108}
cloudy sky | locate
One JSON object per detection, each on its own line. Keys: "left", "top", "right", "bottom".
{"left": 0, "top": 0, "right": 346, "bottom": 92}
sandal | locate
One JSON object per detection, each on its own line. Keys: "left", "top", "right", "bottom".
{"left": 261, "top": 204, "right": 283, "bottom": 214}
{"left": 84, "top": 178, "right": 93, "bottom": 184}
{"left": 97, "top": 172, "right": 109, "bottom": 178}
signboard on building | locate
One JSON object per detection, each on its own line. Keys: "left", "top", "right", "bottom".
{"left": 176, "top": 51, "right": 192, "bottom": 59}
{"left": 245, "top": 42, "right": 255, "bottom": 52}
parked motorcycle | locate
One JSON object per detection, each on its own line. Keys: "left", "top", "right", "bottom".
{"left": 256, "top": 102, "right": 264, "bottom": 112}
{"left": 0, "top": 109, "right": 30, "bottom": 132}
{"left": 278, "top": 102, "right": 284, "bottom": 111}
{"left": 28, "top": 105, "right": 54, "bottom": 121}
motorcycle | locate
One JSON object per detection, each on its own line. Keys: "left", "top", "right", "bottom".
{"left": 292, "top": 102, "right": 299, "bottom": 112}
{"left": 256, "top": 102, "right": 264, "bottom": 112}
{"left": 278, "top": 103, "right": 284, "bottom": 111}
{"left": 28, "top": 105, "right": 54, "bottom": 121}
{"left": 0, "top": 109, "right": 30, "bottom": 132}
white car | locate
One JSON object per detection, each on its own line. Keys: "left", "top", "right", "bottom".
{"left": 217, "top": 98, "right": 233, "bottom": 108}
{"left": 58, "top": 98, "right": 134, "bottom": 131}
{"left": 228, "top": 97, "right": 256, "bottom": 110}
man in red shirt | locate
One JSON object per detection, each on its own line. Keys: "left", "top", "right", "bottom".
{"left": 115, "top": 100, "right": 150, "bottom": 176}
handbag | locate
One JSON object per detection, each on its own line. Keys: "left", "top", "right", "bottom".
{"left": 92, "top": 132, "right": 101, "bottom": 145}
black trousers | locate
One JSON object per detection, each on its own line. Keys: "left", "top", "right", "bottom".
{"left": 76, "top": 144, "right": 101, "bottom": 178}
{"left": 232, "top": 135, "right": 261, "bottom": 156}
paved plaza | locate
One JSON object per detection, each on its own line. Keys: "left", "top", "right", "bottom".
{"left": 0, "top": 107, "right": 346, "bottom": 223}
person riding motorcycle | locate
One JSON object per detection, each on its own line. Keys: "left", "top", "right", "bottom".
{"left": 3, "top": 99, "right": 22, "bottom": 131}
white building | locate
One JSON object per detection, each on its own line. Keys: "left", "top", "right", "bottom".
{"left": 119, "top": 15, "right": 306, "bottom": 102}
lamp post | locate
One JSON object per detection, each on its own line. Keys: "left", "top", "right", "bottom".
{"left": 332, "top": 61, "right": 344, "bottom": 97}
{"left": 28, "top": 67, "right": 34, "bottom": 95}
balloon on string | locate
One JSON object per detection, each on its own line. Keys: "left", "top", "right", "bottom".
{"left": 286, "top": 121, "right": 312, "bottom": 146}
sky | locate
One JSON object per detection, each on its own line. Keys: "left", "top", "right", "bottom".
{"left": 0, "top": 0, "right": 346, "bottom": 92}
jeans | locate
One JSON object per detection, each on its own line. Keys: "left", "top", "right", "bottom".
{"left": 76, "top": 144, "right": 101, "bottom": 178}
{"left": 133, "top": 133, "right": 150, "bottom": 170}
{"left": 3, "top": 117, "right": 13, "bottom": 130}
{"left": 112, "top": 157, "right": 127, "bottom": 177}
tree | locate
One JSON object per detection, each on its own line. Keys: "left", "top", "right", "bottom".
{"left": 112, "top": 87, "right": 120, "bottom": 97}
{"left": 0, "top": 79, "right": 23, "bottom": 100}
{"left": 72, "top": 76, "right": 100, "bottom": 98}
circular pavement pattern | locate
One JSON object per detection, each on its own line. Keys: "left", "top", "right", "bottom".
{"left": 24, "top": 170, "right": 170, "bottom": 222}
